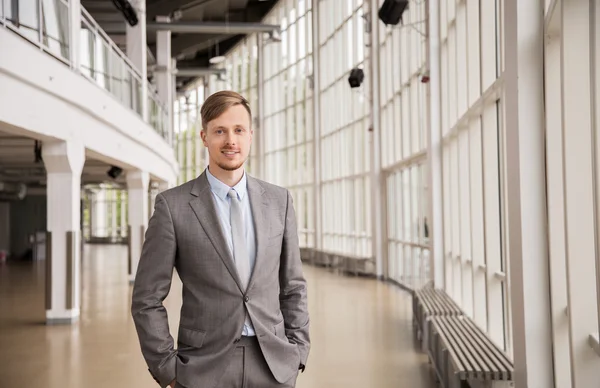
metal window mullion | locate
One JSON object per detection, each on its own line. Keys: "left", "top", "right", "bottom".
{"left": 590, "top": 0, "right": 600, "bottom": 341}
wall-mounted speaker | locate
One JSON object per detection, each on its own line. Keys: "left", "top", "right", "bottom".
{"left": 378, "top": 0, "right": 409, "bottom": 26}
{"left": 348, "top": 68, "right": 364, "bottom": 88}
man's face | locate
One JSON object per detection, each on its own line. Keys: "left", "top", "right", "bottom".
{"left": 201, "top": 104, "right": 253, "bottom": 173}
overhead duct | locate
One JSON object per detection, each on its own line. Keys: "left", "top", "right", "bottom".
{"left": 0, "top": 182, "right": 27, "bottom": 202}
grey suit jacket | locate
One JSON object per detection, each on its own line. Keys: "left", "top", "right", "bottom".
{"left": 131, "top": 170, "right": 310, "bottom": 388}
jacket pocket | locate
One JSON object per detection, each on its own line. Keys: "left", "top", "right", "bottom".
{"left": 273, "top": 319, "right": 286, "bottom": 338}
{"left": 178, "top": 326, "right": 207, "bottom": 348}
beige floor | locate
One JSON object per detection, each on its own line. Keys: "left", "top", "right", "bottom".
{"left": 0, "top": 244, "right": 435, "bottom": 388}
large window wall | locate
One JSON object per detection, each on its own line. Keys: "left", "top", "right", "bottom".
{"left": 263, "top": 0, "right": 315, "bottom": 248}
{"left": 202, "top": 0, "right": 600, "bottom": 384}
{"left": 378, "top": 0, "right": 430, "bottom": 289}
{"left": 439, "top": 0, "right": 508, "bottom": 351}
{"left": 318, "top": 0, "right": 370, "bottom": 258}
{"left": 175, "top": 84, "right": 206, "bottom": 185}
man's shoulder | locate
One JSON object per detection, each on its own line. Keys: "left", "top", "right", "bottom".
{"left": 156, "top": 179, "right": 196, "bottom": 202}
{"left": 250, "top": 176, "right": 288, "bottom": 198}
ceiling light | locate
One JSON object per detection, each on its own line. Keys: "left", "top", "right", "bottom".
{"left": 209, "top": 55, "right": 225, "bottom": 64}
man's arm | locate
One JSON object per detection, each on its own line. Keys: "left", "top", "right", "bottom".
{"left": 279, "top": 190, "right": 310, "bottom": 369}
{"left": 131, "top": 193, "right": 177, "bottom": 387}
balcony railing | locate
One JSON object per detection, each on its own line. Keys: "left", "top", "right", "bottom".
{"left": 80, "top": 8, "right": 144, "bottom": 117}
{"left": 147, "top": 83, "right": 170, "bottom": 142}
{"left": 0, "top": 0, "right": 70, "bottom": 64}
{"left": 1, "top": 0, "right": 170, "bottom": 143}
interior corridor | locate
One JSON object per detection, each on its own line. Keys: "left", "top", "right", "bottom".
{"left": 0, "top": 244, "right": 434, "bottom": 388}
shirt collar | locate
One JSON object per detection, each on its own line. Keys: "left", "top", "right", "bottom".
{"left": 206, "top": 167, "right": 247, "bottom": 201}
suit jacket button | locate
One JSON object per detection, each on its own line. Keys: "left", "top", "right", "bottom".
{"left": 244, "top": 295, "right": 249, "bottom": 302}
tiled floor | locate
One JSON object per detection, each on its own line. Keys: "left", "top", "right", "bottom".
{"left": 0, "top": 244, "right": 435, "bottom": 388}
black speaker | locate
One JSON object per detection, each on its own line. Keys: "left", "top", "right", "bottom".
{"left": 348, "top": 68, "right": 364, "bottom": 88}
{"left": 378, "top": 0, "right": 409, "bottom": 26}
{"left": 107, "top": 166, "right": 123, "bottom": 179}
{"left": 111, "top": 0, "right": 139, "bottom": 27}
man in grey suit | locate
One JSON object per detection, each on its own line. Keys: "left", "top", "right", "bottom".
{"left": 131, "top": 90, "right": 310, "bottom": 388}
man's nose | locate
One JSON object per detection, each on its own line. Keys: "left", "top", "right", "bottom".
{"left": 225, "top": 131, "right": 236, "bottom": 144}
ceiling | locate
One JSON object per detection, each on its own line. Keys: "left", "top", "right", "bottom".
{"left": 0, "top": 130, "right": 131, "bottom": 198}
{"left": 81, "top": 0, "right": 280, "bottom": 91}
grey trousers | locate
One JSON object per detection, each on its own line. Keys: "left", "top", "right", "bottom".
{"left": 176, "top": 336, "right": 298, "bottom": 388}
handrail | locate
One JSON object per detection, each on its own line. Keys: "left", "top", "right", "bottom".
{"left": 80, "top": 7, "right": 142, "bottom": 82}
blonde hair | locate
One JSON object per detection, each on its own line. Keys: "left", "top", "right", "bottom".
{"left": 200, "top": 90, "right": 252, "bottom": 130}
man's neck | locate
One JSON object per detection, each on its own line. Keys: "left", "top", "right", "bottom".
{"left": 208, "top": 165, "right": 244, "bottom": 187}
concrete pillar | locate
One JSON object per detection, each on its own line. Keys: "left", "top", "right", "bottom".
{"left": 561, "top": 0, "right": 600, "bottom": 385}
{"left": 156, "top": 16, "right": 173, "bottom": 145}
{"left": 311, "top": 1, "right": 322, "bottom": 253}
{"left": 111, "top": 190, "right": 118, "bottom": 239}
{"left": 68, "top": 0, "right": 81, "bottom": 70}
{"left": 428, "top": 0, "right": 444, "bottom": 289}
{"left": 367, "top": 0, "right": 385, "bottom": 278}
{"left": 93, "top": 189, "right": 106, "bottom": 238}
{"left": 256, "top": 34, "right": 266, "bottom": 181}
{"left": 127, "top": 170, "right": 149, "bottom": 283}
{"left": 42, "top": 140, "right": 85, "bottom": 324}
{"left": 504, "top": 0, "right": 554, "bottom": 386}
{"left": 120, "top": 190, "right": 127, "bottom": 239}
{"left": 126, "top": 0, "right": 148, "bottom": 121}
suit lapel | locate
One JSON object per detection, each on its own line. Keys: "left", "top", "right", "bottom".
{"left": 189, "top": 171, "right": 244, "bottom": 293}
{"left": 247, "top": 176, "right": 270, "bottom": 291}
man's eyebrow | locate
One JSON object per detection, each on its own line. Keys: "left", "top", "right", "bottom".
{"left": 213, "top": 125, "right": 247, "bottom": 129}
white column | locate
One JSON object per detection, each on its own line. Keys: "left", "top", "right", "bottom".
{"left": 312, "top": 1, "right": 322, "bottom": 253}
{"left": 126, "top": 0, "right": 148, "bottom": 121}
{"left": 120, "top": 191, "right": 127, "bottom": 239}
{"left": 156, "top": 16, "right": 173, "bottom": 145}
{"left": 257, "top": 34, "right": 266, "bottom": 181}
{"left": 561, "top": 0, "right": 600, "bottom": 385}
{"left": 69, "top": 0, "right": 81, "bottom": 70}
{"left": 368, "top": 0, "right": 385, "bottom": 278}
{"left": 428, "top": 0, "right": 444, "bottom": 289}
{"left": 43, "top": 140, "right": 85, "bottom": 324}
{"left": 127, "top": 170, "right": 149, "bottom": 283}
{"left": 111, "top": 190, "right": 118, "bottom": 239}
{"left": 504, "top": 0, "right": 554, "bottom": 386}
{"left": 94, "top": 189, "right": 106, "bottom": 237}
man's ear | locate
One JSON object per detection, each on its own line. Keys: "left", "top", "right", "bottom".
{"left": 200, "top": 129, "right": 207, "bottom": 146}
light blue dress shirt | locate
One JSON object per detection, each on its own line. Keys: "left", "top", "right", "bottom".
{"left": 206, "top": 167, "right": 257, "bottom": 336}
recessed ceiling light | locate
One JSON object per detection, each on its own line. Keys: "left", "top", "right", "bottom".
{"left": 209, "top": 55, "right": 225, "bottom": 64}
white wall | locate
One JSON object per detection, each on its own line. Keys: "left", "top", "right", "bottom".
{"left": 0, "top": 29, "right": 178, "bottom": 184}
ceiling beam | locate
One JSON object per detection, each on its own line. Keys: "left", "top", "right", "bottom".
{"left": 101, "top": 21, "right": 280, "bottom": 35}
{"left": 175, "top": 67, "right": 226, "bottom": 77}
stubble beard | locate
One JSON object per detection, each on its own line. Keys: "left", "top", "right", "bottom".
{"left": 216, "top": 158, "right": 246, "bottom": 172}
